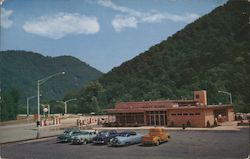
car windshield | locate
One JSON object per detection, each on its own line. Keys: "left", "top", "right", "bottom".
{"left": 98, "top": 131, "right": 109, "bottom": 136}
{"left": 118, "top": 133, "right": 129, "bottom": 137}
{"left": 72, "top": 132, "right": 82, "bottom": 135}
{"left": 63, "top": 131, "right": 70, "bottom": 134}
{"left": 81, "top": 131, "right": 90, "bottom": 135}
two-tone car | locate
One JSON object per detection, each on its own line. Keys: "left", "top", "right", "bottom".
{"left": 92, "top": 130, "right": 118, "bottom": 144}
{"left": 109, "top": 131, "right": 142, "bottom": 146}
{"left": 71, "top": 130, "right": 97, "bottom": 145}
{"left": 57, "top": 128, "right": 81, "bottom": 143}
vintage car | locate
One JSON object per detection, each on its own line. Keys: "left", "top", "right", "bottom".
{"left": 71, "top": 130, "right": 97, "bottom": 144}
{"left": 141, "top": 128, "right": 170, "bottom": 146}
{"left": 92, "top": 130, "right": 118, "bottom": 144}
{"left": 57, "top": 128, "right": 81, "bottom": 143}
{"left": 109, "top": 131, "right": 142, "bottom": 146}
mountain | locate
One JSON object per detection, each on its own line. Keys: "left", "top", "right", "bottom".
{"left": 0, "top": 50, "right": 103, "bottom": 105}
{"left": 94, "top": 0, "right": 249, "bottom": 112}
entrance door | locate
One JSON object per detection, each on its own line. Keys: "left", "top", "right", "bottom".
{"left": 147, "top": 111, "right": 166, "bottom": 126}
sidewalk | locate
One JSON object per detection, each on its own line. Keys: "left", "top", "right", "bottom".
{"left": 93, "top": 125, "right": 242, "bottom": 131}
{"left": 93, "top": 121, "right": 248, "bottom": 131}
{"left": 0, "top": 118, "right": 78, "bottom": 144}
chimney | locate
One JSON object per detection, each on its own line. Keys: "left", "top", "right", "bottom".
{"left": 194, "top": 90, "right": 207, "bottom": 106}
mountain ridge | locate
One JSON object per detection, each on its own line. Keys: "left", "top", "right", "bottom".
{"left": 94, "top": 0, "right": 250, "bottom": 112}
{"left": 0, "top": 50, "right": 103, "bottom": 106}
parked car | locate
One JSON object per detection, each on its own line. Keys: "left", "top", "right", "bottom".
{"left": 57, "top": 128, "right": 81, "bottom": 143}
{"left": 109, "top": 131, "right": 142, "bottom": 146}
{"left": 92, "top": 130, "right": 118, "bottom": 144}
{"left": 71, "top": 130, "right": 97, "bottom": 145}
{"left": 141, "top": 128, "right": 170, "bottom": 146}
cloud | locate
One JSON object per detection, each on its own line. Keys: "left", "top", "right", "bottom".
{"left": 0, "top": 0, "right": 5, "bottom": 6}
{"left": 142, "top": 12, "right": 165, "bottom": 23}
{"left": 97, "top": 0, "right": 200, "bottom": 32}
{"left": 0, "top": 8, "right": 13, "bottom": 28}
{"left": 97, "top": 0, "right": 141, "bottom": 16}
{"left": 23, "top": 13, "right": 100, "bottom": 39}
{"left": 112, "top": 15, "right": 138, "bottom": 32}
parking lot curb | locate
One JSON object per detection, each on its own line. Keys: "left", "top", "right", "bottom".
{"left": 93, "top": 126, "right": 242, "bottom": 132}
{"left": 0, "top": 135, "right": 57, "bottom": 145}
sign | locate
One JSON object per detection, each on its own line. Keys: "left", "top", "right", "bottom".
{"left": 43, "top": 107, "right": 48, "bottom": 112}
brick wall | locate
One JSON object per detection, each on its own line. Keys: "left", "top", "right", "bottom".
{"left": 204, "top": 109, "right": 214, "bottom": 127}
{"left": 167, "top": 109, "right": 205, "bottom": 127}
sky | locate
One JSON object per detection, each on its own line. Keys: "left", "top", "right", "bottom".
{"left": 0, "top": 0, "right": 227, "bottom": 73}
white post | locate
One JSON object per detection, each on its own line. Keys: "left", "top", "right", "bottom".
{"left": 48, "top": 104, "right": 50, "bottom": 116}
{"left": 37, "top": 80, "right": 40, "bottom": 124}
{"left": 27, "top": 97, "right": 29, "bottom": 117}
{"left": 37, "top": 80, "right": 40, "bottom": 138}
{"left": 65, "top": 102, "right": 67, "bottom": 114}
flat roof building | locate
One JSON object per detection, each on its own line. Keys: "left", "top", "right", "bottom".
{"left": 105, "top": 90, "right": 234, "bottom": 127}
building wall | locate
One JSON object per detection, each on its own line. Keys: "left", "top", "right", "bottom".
{"left": 194, "top": 90, "right": 207, "bottom": 106}
{"left": 204, "top": 109, "right": 214, "bottom": 127}
{"left": 167, "top": 109, "right": 205, "bottom": 127}
{"left": 227, "top": 107, "right": 235, "bottom": 121}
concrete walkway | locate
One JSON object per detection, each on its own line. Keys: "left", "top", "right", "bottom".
{"left": 93, "top": 121, "right": 246, "bottom": 131}
{"left": 0, "top": 118, "right": 78, "bottom": 144}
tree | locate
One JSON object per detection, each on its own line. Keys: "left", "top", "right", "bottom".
{"left": 0, "top": 88, "right": 20, "bottom": 121}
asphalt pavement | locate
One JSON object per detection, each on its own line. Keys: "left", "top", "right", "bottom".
{"left": 1, "top": 128, "right": 249, "bottom": 159}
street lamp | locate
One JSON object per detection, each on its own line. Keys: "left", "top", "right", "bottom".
{"left": 26, "top": 95, "right": 37, "bottom": 117}
{"left": 37, "top": 72, "right": 65, "bottom": 126}
{"left": 218, "top": 90, "right": 232, "bottom": 104}
{"left": 56, "top": 98, "right": 77, "bottom": 114}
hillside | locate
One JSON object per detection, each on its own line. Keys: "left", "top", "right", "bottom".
{"left": 89, "top": 0, "right": 249, "bottom": 112}
{"left": 0, "top": 50, "right": 103, "bottom": 105}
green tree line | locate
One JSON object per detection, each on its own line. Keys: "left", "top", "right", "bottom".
{"left": 0, "top": 88, "right": 20, "bottom": 121}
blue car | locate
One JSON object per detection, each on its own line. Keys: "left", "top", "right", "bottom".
{"left": 92, "top": 130, "right": 118, "bottom": 144}
{"left": 109, "top": 131, "right": 142, "bottom": 146}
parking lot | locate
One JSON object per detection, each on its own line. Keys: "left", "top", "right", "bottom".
{"left": 1, "top": 128, "right": 249, "bottom": 159}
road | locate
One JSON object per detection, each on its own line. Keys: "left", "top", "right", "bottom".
{"left": 1, "top": 128, "right": 249, "bottom": 159}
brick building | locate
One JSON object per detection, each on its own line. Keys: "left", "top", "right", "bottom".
{"left": 105, "top": 90, "right": 234, "bottom": 127}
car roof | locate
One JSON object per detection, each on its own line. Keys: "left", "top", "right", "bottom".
{"left": 119, "top": 131, "right": 136, "bottom": 135}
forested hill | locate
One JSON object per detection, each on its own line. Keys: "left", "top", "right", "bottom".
{"left": 96, "top": 0, "right": 250, "bottom": 112}
{"left": 0, "top": 50, "right": 103, "bottom": 104}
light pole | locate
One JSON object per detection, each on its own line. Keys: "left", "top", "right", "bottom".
{"left": 218, "top": 90, "right": 232, "bottom": 104}
{"left": 56, "top": 98, "right": 77, "bottom": 115}
{"left": 37, "top": 71, "right": 65, "bottom": 135}
{"left": 26, "top": 95, "right": 37, "bottom": 117}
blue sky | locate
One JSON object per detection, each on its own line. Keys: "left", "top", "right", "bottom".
{"left": 0, "top": 0, "right": 227, "bottom": 73}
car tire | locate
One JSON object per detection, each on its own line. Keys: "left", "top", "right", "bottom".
{"left": 155, "top": 140, "right": 160, "bottom": 146}
{"left": 83, "top": 139, "right": 88, "bottom": 145}
{"left": 125, "top": 142, "right": 130, "bottom": 146}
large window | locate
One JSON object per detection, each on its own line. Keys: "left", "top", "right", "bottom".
{"left": 147, "top": 111, "right": 166, "bottom": 126}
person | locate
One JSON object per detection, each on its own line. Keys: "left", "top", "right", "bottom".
{"left": 214, "top": 118, "right": 217, "bottom": 126}
{"left": 218, "top": 114, "right": 222, "bottom": 123}
{"left": 207, "top": 121, "right": 210, "bottom": 127}
{"left": 182, "top": 124, "right": 186, "bottom": 130}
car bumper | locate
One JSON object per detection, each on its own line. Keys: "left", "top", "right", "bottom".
{"left": 109, "top": 142, "right": 124, "bottom": 146}
{"left": 93, "top": 140, "right": 106, "bottom": 144}
{"left": 72, "top": 139, "right": 81, "bottom": 144}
